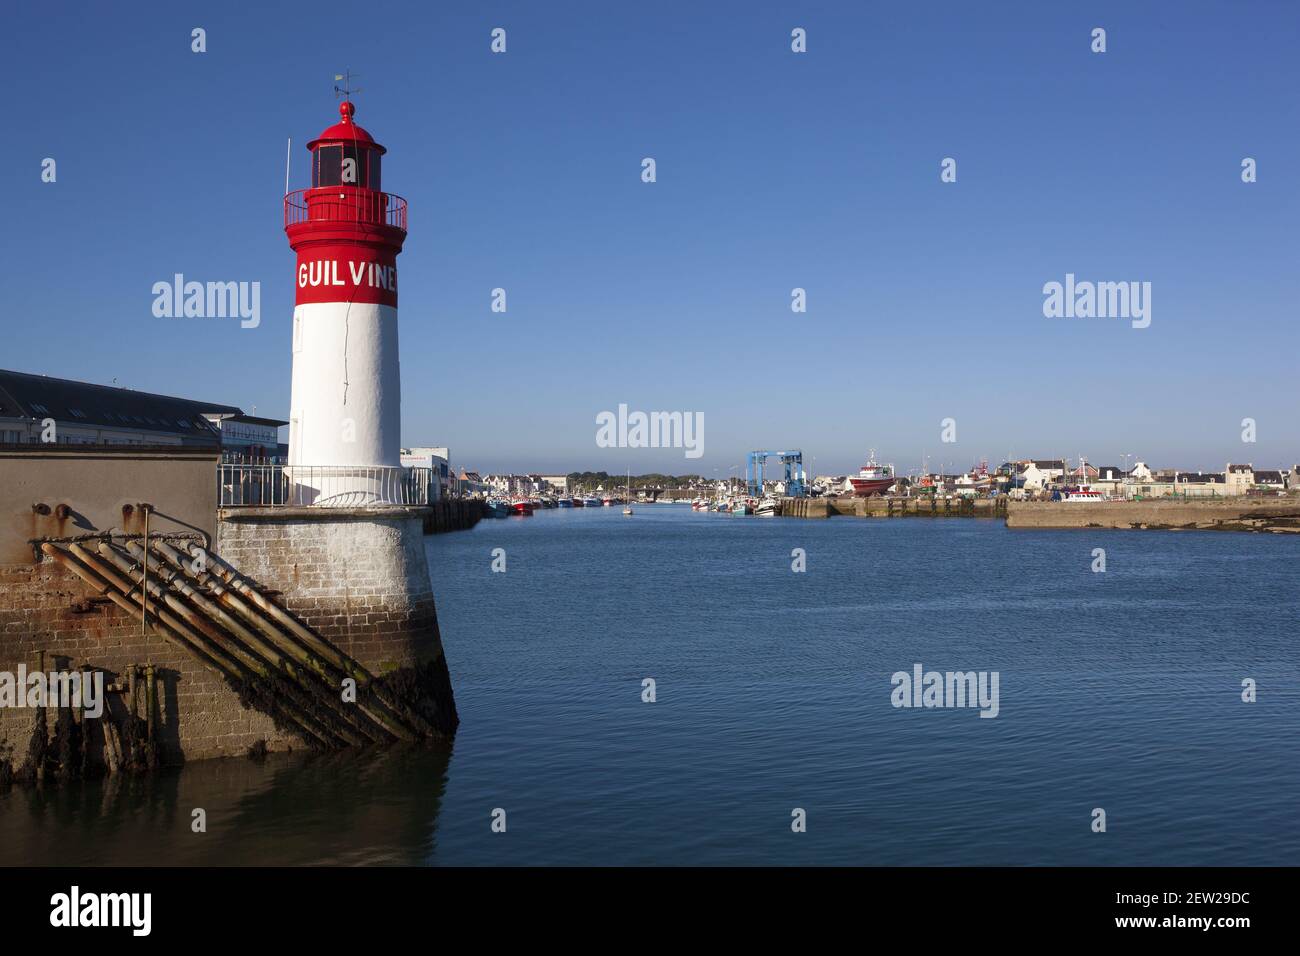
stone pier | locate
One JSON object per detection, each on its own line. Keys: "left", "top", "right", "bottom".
{"left": 216, "top": 506, "right": 458, "bottom": 736}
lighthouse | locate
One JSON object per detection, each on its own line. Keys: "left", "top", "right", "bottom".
{"left": 285, "top": 99, "right": 408, "bottom": 505}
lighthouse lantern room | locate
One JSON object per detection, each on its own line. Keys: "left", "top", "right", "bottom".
{"left": 284, "top": 99, "right": 410, "bottom": 505}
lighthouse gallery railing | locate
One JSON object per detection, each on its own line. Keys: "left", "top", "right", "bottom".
{"left": 219, "top": 463, "right": 432, "bottom": 508}
{"left": 284, "top": 188, "right": 408, "bottom": 232}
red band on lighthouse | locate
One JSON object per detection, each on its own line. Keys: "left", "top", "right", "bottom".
{"left": 295, "top": 249, "right": 398, "bottom": 307}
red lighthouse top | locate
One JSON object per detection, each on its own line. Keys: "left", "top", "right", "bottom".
{"left": 307, "top": 101, "right": 386, "bottom": 155}
{"left": 285, "top": 98, "right": 408, "bottom": 308}
{"left": 284, "top": 99, "right": 407, "bottom": 247}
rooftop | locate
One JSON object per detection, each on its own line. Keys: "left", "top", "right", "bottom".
{"left": 0, "top": 368, "right": 241, "bottom": 441}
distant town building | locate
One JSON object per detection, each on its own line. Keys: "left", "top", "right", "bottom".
{"left": 1174, "top": 472, "right": 1226, "bottom": 497}
{"left": 401, "top": 446, "right": 452, "bottom": 501}
{"left": 0, "top": 368, "right": 282, "bottom": 454}
{"left": 1021, "top": 460, "right": 1066, "bottom": 491}
{"left": 459, "top": 469, "right": 487, "bottom": 497}
{"left": 1252, "top": 469, "right": 1285, "bottom": 493}
{"left": 1225, "top": 463, "right": 1254, "bottom": 496}
{"left": 205, "top": 413, "right": 289, "bottom": 459}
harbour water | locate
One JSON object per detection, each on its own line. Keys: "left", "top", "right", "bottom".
{"left": 3, "top": 505, "right": 1298, "bottom": 865}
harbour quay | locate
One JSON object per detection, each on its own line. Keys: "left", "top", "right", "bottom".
{"left": 1005, "top": 498, "right": 1300, "bottom": 532}
{"left": 779, "top": 496, "right": 1007, "bottom": 519}
{"left": 775, "top": 494, "right": 1300, "bottom": 532}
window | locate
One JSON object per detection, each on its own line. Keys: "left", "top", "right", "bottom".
{"left": 69, "top": 408, "right": 86, "bottom": 419}
{"left": 177, "top": 419, "right": 192, "bottom": 429}
{"left": 314, "top": 145, "right": 342, "bottom": 187}
{"left": 313, "top": 144, "right": 379, "bottom": 189}
{"left": 30, "top": 402, "right": 49, "bottom": 414}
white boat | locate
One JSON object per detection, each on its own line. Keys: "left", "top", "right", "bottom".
{"left": 623, "top": 469, "right": 634, "bottom": 515}
{"left": 1063, "top": 488, "right": 1106, "bottom": 501}
{"left": 755, "top": 496, "right": 778, "bottom": 516}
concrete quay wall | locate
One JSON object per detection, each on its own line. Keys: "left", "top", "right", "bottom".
{"left": 780, "top": 496, "right": 1006, "bottom": 519}
{"left": 1006, "top": 498, "right": 1300, "bottom": 532}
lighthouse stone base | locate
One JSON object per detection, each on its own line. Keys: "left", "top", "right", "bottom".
{"left": 215, "top": 506, "right": 458, "bottom": 738}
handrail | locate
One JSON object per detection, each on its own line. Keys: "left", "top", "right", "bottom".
{"left": 284, "top": 188, "right": 408, "bottom": 232}
{"left": 219, "top": 463, "right": 431, "bottom": 507}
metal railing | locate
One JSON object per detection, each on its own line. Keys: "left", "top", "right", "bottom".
{"left": 284, "top": 188, "right": 408, "bottom": 232}
{"left": 219, "top": 463, "right": 431, "bottom": 508}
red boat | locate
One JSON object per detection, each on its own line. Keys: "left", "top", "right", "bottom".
{"left": 511, "top": 500, "right": 534, "bottom": 515}
{"left": 848, "top": 451, "right": 895, "bottom": 497}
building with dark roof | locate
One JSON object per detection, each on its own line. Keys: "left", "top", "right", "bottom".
{"left": 0, "top": 368, "right": 284, "bottom": 454}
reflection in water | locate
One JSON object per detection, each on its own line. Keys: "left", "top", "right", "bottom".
{"left": 0, "top": 744, "right": 452, "bottom": 866}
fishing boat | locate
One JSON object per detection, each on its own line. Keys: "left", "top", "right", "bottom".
{"left": 755, "top": 496, "right": 778, "bottom": 516}
{"left": 848, "top": 449, "right": 896, "bottom": 497}
{"left": 485, "top": 499, "right": 511, "bottom": 518}
{"left": 557, "top": 497, "right": 574, "bottom": 508}
{"left": 731, "top": 499, "right": 752, "bottom": 515}
{"left": 511, "top": 499, "right": 534, "bottom": 516}
{"left": 572, "top": 496, "right": 585, "bottom": 507}
{"left": 582, "top": 495, "right": 602, "bottom": 508}
{"left": 1063, "top": 487, "right": 1106, "bottom": 501}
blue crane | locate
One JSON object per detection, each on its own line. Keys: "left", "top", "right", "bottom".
{"left": 746, "top": 449, "right": 807, "bottom": 498}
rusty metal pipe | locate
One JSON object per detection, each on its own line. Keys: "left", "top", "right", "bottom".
{"left": 45, "top": 544, "right": 248, "bottom": 707}
{"left": 80, "top": 542, "right": 341, "bottom": 749}
{"left": 131, "top": 541, "right": 391, "bottom": 744}
{"left": 94, "top": 541, "right": 351, "bottom": 748}
{"left": 186, "top": 544, "right": 433, "bottom": 735}
{"left": 151, "top": 540, "right": 415, "bottom": 741}
{"left": 191, "top": 546, "right": 372, "bottom": 682}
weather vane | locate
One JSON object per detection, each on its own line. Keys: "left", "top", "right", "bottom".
{"left": 333, "top": 70, "right": 363, "bottom": 99}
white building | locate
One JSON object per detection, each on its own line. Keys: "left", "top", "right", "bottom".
{"left": 400, "top": 446, "right": 452, "bottom": 501}
{"left": 1020, "top": 459, "right": 1066, "bottom": 491}
{"left": 1225, "top": 463, "right": 1254, "bottom": 496}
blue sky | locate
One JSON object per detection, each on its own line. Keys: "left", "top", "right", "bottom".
{"left": 5, "top": 1, "right": 1297, "bottom": 476}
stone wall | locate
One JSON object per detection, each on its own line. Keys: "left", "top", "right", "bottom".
{"left": 0, "top": 446, "right": 218, "bottom": 566}
{"left": 1, "top": 493, "right": 460, "bottom": 781}
{"left": 780, "top": 496, "right": 1006, "bottom": 518}
{"left": 422, "top": 498, "right": 484, "bottom": 534}
{"left": 1006, "top": 498, "right": 1300, "bottom": 531}
{"left": 216, "top": 507, "right": 443, "bottom": 673}
{"left": 0, "top": 558, "right": 286, "bottom": 769}
{"left": 215, "top": 506, "right": 458, "bottom": 735}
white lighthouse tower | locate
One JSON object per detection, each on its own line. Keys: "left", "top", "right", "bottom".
{"left": 285, "top": 98, "right": 409, "bottom": 505}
